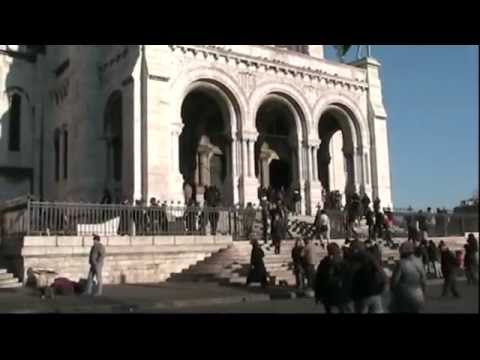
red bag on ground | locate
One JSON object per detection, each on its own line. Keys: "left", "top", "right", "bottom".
{"left": 52, "top": 278, "right": 75, "bottom": 296}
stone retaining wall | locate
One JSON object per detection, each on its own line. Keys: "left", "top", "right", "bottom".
{"left": 0, "top": 235, "right": 232, "bottom": 284}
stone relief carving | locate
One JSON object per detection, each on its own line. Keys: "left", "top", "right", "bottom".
{"left": 238, "top": 71, "right": 257, "bottom": 96}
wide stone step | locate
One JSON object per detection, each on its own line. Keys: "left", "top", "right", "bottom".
{"left": 0, "top": 277, "right": 21, "bottom": 285}
{"left": 0, "top": 281, "right": 23, "bottom": 289}
{"left": 0, "top": 269, "right": 7, "bottom": 275}
{"left": 0, "top": 273, "right": 15, "bottom": 281}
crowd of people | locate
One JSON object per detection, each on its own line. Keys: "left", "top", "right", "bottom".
{"left": 247, "top": 225, "right": 478, "bottom": 313}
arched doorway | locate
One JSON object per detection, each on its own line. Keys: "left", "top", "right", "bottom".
{"left": 255, "top": 96, "right": 300, "bottom": 198}
{"left": 104, "top": 91, "right": 123, "bottom": 203}
{"left": 179, "top": 85, "right": 234, "bottom": 206}
{"left": 317, "top": 106, "right": 358, "bottom": 203}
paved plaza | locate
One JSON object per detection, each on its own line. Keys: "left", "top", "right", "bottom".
{"left": 0, "top": 279, "right": 477, "bottom": 314}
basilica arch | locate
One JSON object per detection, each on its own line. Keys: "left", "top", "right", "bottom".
{"left": 179, "top": 80, "right": 241, "bottom": 206}
{"left": 253, "top": 92, "right": 310, "bottom": 210}
{"left": 315, "top": 101, "right": 367, "bottom": 200}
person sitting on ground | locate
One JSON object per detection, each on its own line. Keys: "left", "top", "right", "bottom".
{"left": 390, "top": 242, "right": 427, "bottom": 313}
{"left": 292, "top": 239, "right": 306, "bottom": 289}
{"left": 247, "top": 240, "right": 268, "bottom": 288}
{"left": 315, "top": 243, "right": 351, "bottom": 314}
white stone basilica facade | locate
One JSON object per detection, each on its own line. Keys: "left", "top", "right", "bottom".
{"left": 0, "top": 45, "right": 393, "bottom": 215}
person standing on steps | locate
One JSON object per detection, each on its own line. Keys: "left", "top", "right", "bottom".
{"left": 440, "top": 242, "right": 461, "bottom": 298}
{"left": 303, "top": 238, "right": 319, "bottom": 290}
{"left": 293, "top": 189, "right": 302, "bottom": 216}
{"left": 361, "top": 194, "right": 371, "bottom": 219}
{"left": 318, "top": 209, "right": 331, "bottom": 246}
{"left": 271, "top": 212, "right": 284, "bottom": 255}
{"left": 86, "top": 235, "right": 106, "bottom": 296}
{"left": 292, "top": 239, "right": 306, "bottom": 290}
{"left": 247, "top": 240, "right": 268, "bottom": 288}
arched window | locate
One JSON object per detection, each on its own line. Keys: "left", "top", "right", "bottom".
{"left": 8, "top": 94, "right": 21, "bottom": 152}
{"left": 54, "top": 129, "right": 60, "bottom": 182}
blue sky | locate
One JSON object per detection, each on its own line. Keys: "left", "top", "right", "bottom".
{"left": 324, "top": 45, "right": 479, "bottom": 210}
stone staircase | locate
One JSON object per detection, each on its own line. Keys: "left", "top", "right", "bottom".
{"left": 169, "top": 241, "right": 325, "bottom": 287}
{"left": 0, "top": 269, "right": 22, "bottom": 289}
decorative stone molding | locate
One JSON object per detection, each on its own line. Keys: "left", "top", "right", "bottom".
{"left": 169, "top": 45, "right": 369, "bottom": 92}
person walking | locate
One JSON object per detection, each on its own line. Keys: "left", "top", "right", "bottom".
{"left": 303, "top": 238, "right": 319, "bottom": 289}
{"left": 247, "top": 240, "right": 268, "bottom": 288}
{"left": 315, "top": 243, "right": 351, "bottom": 313}
{"left": 86, "top": 235, "right": 106, "bottom": 296}
{"left": 366, "top": 207, "right": 375, "bottom": 241}
{"left": 464, "top": 233, "right": 479, "bottom": 285}
{"left": 347, "top": 241, "right": 387, "bottom": 314}
{"left": 390, "top": 242, "right": 427, "bottom": 313}
{"left": 440, "top": 242, "right": 461, "bottom": 298}
{"left": 292, "top": 239, "right": 306, "bottom": 289}
{"left": 427, "top": 240, "right": 440, "bottom": 278}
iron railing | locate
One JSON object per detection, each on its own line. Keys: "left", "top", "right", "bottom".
{"left": 0, "top": 200, "right": 478, "bottom": 241}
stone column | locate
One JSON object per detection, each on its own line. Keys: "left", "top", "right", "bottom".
{"left": 239, "top": 132, "right": 260, "bottom": 206}
{"left": 169, "top": 122, "right": 185, "bottom": 204}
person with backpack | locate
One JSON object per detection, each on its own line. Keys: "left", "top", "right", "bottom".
{"left": 86, "top": 235, "right": 106, "bottom": 296}
{"left": 390, "top": 242, "right": 427, "bottom": 313}
{"left": 303, "top": 238, "right": 319, "bottom": 289}
{"left": 315, "top": 243, "right": 351, "bottom": 313}
{"left": 347, "top": 241, "right": 387, "bottom": 314}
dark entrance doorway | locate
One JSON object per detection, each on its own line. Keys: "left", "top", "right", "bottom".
{"left": 269, "top": 159, "right": 291, "bottom": 191}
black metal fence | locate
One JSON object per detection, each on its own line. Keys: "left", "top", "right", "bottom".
{"left": 0, "top": 200, "right": 478, "bottom": 241}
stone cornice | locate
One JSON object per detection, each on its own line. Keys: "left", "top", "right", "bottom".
{"left": 169, "top": 45, "right": 369, "bottom": 91}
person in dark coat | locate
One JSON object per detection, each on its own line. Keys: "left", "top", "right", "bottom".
{"left": 440, "top": 242, "right": 461, "bottom": 298}
{"left": 366, "top": 207, "right": 375, "bottom": 241}
{"left": 260, "top": 200, "right": 269, "bottom": 244}
{"left": 271, "top": 212, "right": 284, "bottom": 255}
{"left": 117, "top": 199, "right": 130, "bottom": 236}
{"left": 315, "top": 243, "right": 351, "bottom": 313}
{"left": 100, "top": 189, "right": 112, "bottom": 204}
{"left": 373, "top": 197, "right": 381, "bottom": 213}
{"left": 366, "top": 240, "right": 382, "bottom": 265}
{"left": 361, "top": 194, "right": 371, "bottom": 218}
{"left": 347, "top": 241, "right": 387, "bottom": 314}
{"left": 247, "top": 240, "right": 268, "bottom": 288}
{"left": 427, "top": 240, "right": 440, "bottom": 278}
{"left": 244, "top": 203, "right": 256, "bottom": 240}
{"left": 292, "top": 239, "right": 306, "bottom": 289}
{"left": 464, "top": 233, "right": 479, "bottom": 285}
